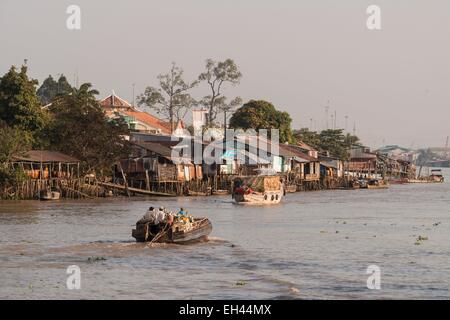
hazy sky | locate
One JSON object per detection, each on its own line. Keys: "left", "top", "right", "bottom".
{"left": 1, "top": 0, "right": 449, "bottom": 148}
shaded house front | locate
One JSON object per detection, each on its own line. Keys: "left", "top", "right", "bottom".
{"left": 119, "top": 141, "right": 202, "bottom": 185}
{"left": 347, "top": 147, "right": 379, "bottom": 176}
{"left": 319, "top": 155, "right": 345, "bottom": 178}
{"left": 11, "top": 150, "right": 80, "bottom": 179}
{"left": 279, "top": 144, "right": 321, "bottom": 182}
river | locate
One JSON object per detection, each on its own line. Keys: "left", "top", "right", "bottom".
{"left": 1, "top": 169, "right": 449, "bottom": 299}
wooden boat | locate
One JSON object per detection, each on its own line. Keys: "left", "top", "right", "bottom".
{"left": 340, "top": 180, "right": 360, "bottom": 190}
{"left": 430, "top": 169, "right": 444, "bottom": 183}
{"left": 187, "top": 187, "right": 212, "bottom": 196}
{"left": 366, "top": 179, "right": 389, "bottom": 189}
{"left": 284, "top": 184, "right": 297, "bottom": 193}
{"left": 132, "top": 217, "right": 212, "bottom": 244}
{"left": 39, "top": 189, "right": 61, "bottom": 200}
{"left": 212, "top": 189, "right": 229, "bottom": 196}
{"left": 188, "top": 190, "right": 210, "bottom": 196}
{"left": 232, "top": 176, "right": 284, "bottom": 205}
{"left": 387, "top": 178, "right": 408, "bottom": 185}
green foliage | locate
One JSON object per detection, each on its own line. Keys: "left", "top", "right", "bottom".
{"left": 0, "top": 165, "right": 28, "bottom": 187}
{"left": 37, "top": 74, "right": 73, "bottom": 105}
{"left": 293, "top": 128, "right": 321, "bottom": 147}
{"left": 47, "top": 83, "right": 130, "bottom": 174}
{"left": 199, "top": 59, "right": 242, "bottom": 126}
{"left": 0, "top": 65, "right": 49, "bottom": 135}
{"left": 0, "top": 122, "right": 31, "bottom": 188}
{"left": 0, "top": 121, "right": 32, "bottom": 164}
{"left": 229, "top": 100, "right": 294, "bottom": 143}
{"left": 293, "top": 128, "right": 361, "bottom": 159}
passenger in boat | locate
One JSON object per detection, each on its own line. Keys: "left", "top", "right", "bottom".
{"left": 138, "top": 207, "right": 157, "bottom": 224}
{"left": 155, "top": 206, "right": 167, "bottom": 224}
{"left": 178, "top": 207, "right": 187, "bottom": 216}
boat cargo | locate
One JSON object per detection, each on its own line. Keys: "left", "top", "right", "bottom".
{"left": 132, "top": 215, "right": 212, "bottom": 244}
{"left": 232, "top": 175, "right": 284, "bottom": 204}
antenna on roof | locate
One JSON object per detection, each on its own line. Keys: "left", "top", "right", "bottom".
{"left": 132, "top": 83, "right": 136, "bottom": 108}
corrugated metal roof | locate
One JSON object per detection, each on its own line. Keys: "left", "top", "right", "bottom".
{"left": 13, "top": 150, "right": 80, "bottom": 163}
{"left": 280, "top": 144, "right": 318, "bottom": 162}
{"left": 132, "top": 141, "right": 190, "bottom": 161}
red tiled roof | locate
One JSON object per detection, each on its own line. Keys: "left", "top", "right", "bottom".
{"left": 123, "top": 110, "right": 172, "bottom": 135}
{"left": 99, "top": 93, "right": 178, "bottom": 135}
{"left": 296, "top": 140, "right": 317, "bottom": 151}
{"left": 99, "top": 94, "right": 132, "bottom": 109}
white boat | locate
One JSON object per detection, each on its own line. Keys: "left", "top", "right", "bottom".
{"left": 430, "top": 169, "right": 444, "bottom": 183}
{"left": 232, "top": 175, "right": 284, "bottom": 205}
{"left": 39, "top": 189, "right": 61, "bottom": 200}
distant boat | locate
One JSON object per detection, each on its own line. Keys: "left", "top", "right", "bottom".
{"left": 212, "top": 189, "right": 229, "bottom": 196}
{"left": 284, "top": 184, "right": 297, "bottom": 193}
{"left": 39, "top": 189, "right": 61, "bottom": 201}
{"left": 387, "top": 178, "right": 408, "bottom": 185}
{"left": 232, "top": 175, "right": 284, "bottom": 205}
{"left": 366, "top": 179, "right": 389, "bottom": 189}
{"left": 430, "top": 169, "right": 444, "bottom": 183}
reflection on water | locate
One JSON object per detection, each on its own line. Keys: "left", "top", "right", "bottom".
{"left": 1, "top": 169, "right": 450, "bottom": 299}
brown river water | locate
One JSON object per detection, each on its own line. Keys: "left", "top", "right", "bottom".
{"left": 1, "top": 169, "right": 449, "bottom": 299}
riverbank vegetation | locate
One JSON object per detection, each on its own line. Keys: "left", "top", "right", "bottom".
{"left": 0, "top": 64, "right": 130, "bottom": 182}
{"left": 1, "top": 60, "right": 365, "bottom": 198}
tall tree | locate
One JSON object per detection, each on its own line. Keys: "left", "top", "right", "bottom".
{"left": 343, "top": 132, "right": 361, "bottom": 149}
{"left": 294, "top": 128, "right": 361, "bottom": 159}
{"left": 293, "top": 128, "right": 321, "bottom": 148}
{"left": 198, "top": 59, "right": 242, "bottom": 127}
{"left": 138, "top": 63, "right": 198, "bottom": 133}
{"left": 37, "top": 74, "right": 73, "bottom": 105}
{"left": 48, "top": 83, "right": 130, "bottom": 174}
{"left": 0, "top": 121, "right": 32, "bottom": 164}
{"left": 0, "top": 121, "right": 32, "bottom": 187}
{"left": 0, "top": 65, "right": 49, "bottom": 135}
{"left": 229, "top": 100, "right": 294, "bottom": 143}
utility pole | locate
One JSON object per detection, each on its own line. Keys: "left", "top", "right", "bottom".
{"left": 345, "top": 115, "right": 348, "bottom": 131}
{"left": 334, "top": 110, "right": 337, "bottom": 129}
{"left": 132, "top": 83, "right": 136, "bottom": 108}
{"left": 223, "top": 110, "right": 227, "bottom": 131}
{"left": 325, "top": 101, "right": 330, "bottom": 130}
{"left": 56, "top": 73, "right": 61, "bottom": 94}
{"left": 75, "top": 68, "right": 79, "bottom": 88}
